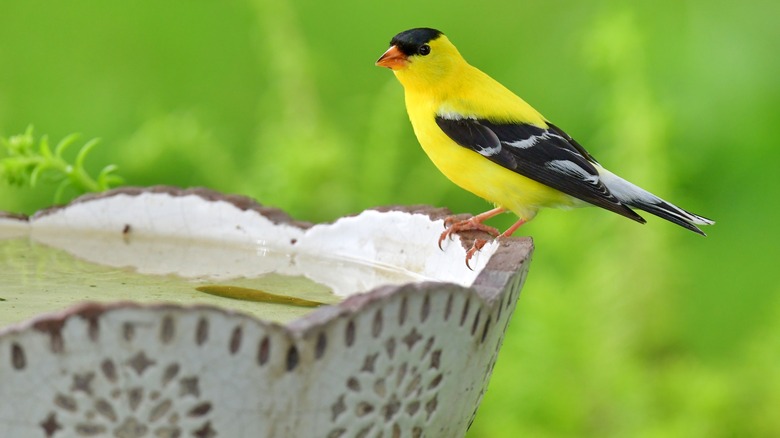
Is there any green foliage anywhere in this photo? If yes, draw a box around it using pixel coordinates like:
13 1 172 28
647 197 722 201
0 126 122 203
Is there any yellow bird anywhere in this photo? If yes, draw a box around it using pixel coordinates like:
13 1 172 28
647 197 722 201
376 28 713 266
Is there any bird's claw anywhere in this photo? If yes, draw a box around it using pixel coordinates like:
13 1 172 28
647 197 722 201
437 230 449 251
438 213 505 269
438 216 500 250
465 239 489 270
442 214 463 229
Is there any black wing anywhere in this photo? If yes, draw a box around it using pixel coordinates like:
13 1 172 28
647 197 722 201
435 116 645 223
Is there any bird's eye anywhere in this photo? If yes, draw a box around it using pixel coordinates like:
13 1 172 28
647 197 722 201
418 44 431 56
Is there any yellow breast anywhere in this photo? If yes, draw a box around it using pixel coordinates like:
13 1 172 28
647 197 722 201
404 91 578 220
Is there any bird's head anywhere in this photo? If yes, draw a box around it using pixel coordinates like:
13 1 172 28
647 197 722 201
376 28 464 92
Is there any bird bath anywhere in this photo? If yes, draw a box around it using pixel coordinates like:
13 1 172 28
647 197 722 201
0 186 532 437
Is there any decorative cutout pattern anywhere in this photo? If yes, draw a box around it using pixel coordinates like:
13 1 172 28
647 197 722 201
41 352 213 437
327 326 444 437
0 264 529 436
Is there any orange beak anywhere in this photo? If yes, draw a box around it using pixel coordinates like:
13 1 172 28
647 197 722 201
375 45 408 70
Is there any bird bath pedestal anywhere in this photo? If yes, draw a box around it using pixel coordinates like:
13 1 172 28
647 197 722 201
0 187 532 437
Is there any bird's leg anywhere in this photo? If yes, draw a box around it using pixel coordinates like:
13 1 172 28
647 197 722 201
438 207 505 250
498 217 528 238
464 217 528 270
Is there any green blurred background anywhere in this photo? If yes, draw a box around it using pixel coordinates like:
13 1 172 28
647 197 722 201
1 0 778 436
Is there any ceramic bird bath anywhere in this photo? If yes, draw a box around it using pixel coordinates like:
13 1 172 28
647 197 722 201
0 186 533 437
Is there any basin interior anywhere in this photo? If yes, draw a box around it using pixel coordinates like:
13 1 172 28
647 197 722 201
0 231 431 326
0 189 497 328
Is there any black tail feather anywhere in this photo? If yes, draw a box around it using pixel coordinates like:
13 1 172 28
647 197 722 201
629 200 710 236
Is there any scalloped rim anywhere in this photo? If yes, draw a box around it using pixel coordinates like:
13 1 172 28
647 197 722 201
0 186 533 336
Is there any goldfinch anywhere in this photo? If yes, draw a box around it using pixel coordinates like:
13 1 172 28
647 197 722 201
376 28 713 265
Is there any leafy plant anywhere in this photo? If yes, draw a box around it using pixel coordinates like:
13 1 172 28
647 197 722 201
0 126 123 202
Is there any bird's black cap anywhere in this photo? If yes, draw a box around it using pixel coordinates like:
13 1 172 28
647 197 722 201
390 28 443 56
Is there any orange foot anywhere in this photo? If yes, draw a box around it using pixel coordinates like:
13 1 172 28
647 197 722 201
437 207 506 249
463 216 529 270
438 216 499 250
